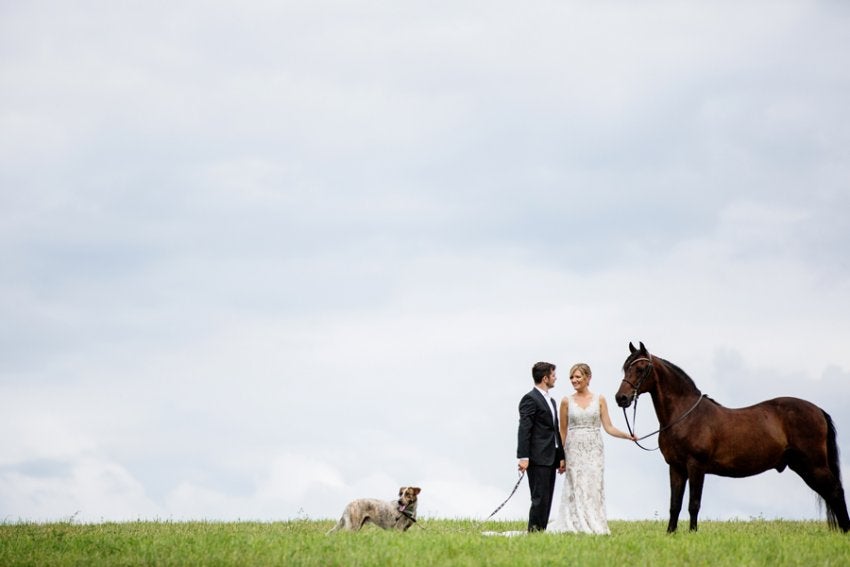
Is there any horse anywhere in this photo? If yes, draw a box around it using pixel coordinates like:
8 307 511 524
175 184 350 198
615 342 849 533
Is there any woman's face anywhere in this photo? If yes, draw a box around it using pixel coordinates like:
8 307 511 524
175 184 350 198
570 369 588 390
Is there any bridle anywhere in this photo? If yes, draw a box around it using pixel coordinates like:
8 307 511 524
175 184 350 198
621 357 654 398
620 356 706 451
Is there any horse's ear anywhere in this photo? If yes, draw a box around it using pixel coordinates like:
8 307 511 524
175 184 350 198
629 342 637 354
639 341 647 354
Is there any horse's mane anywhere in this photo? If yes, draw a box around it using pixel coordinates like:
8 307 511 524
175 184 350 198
660 357 728 406
656 357 700 391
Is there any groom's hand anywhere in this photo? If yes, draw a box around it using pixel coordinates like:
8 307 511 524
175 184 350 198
558 460 566 474
517 459 529 472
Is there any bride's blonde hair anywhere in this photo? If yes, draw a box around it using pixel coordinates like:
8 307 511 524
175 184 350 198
570 363 592 381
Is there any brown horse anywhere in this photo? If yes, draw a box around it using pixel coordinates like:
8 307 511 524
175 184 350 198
615 342 849 533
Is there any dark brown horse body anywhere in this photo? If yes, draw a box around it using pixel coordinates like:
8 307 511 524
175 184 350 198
615 342 849 533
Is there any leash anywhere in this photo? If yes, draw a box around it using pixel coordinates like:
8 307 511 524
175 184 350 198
463 470 528 533
624 393 706 451
408 471 527 533
401 509 425 530
483 470 526 522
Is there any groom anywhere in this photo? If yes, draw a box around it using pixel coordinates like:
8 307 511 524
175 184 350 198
517 361 566 532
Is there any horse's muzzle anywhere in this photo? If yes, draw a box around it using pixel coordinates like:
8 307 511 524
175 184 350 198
615 393 632 408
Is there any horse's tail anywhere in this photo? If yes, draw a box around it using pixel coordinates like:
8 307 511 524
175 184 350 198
823 410 843 530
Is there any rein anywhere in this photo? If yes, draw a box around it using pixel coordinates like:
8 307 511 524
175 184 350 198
621 357 706 451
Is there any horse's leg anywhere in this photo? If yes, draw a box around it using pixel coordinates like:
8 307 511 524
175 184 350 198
830 486 850 533
667 465 687 533
790 461 850 533
686 468 706 532
809 468 849 532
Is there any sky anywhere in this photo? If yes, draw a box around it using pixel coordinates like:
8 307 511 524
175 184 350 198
1 1 850 525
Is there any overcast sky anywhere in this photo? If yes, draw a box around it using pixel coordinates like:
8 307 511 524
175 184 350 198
2 1 850 525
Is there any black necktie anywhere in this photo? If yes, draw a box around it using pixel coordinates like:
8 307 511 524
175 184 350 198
550 398 559 447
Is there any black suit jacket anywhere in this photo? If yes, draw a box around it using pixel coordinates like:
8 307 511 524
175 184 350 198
517 388 565 466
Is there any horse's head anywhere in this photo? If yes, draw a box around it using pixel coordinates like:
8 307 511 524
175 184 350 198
616 341 655 408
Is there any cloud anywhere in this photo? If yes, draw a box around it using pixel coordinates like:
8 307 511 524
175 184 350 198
2 1 850 525
0 456 160 523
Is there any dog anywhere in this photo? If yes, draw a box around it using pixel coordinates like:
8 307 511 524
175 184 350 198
327 486 421 533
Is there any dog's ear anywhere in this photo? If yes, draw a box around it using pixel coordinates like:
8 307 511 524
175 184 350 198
412 487 421 495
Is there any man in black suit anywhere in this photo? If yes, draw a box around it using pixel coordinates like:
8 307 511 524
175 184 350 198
517 361 566 532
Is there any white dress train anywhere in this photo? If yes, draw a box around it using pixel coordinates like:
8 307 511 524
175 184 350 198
548 393 610 534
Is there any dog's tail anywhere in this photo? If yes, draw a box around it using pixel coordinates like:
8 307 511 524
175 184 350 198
326 517 344 535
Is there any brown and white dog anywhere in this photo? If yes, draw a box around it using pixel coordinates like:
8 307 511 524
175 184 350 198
327 486 421 533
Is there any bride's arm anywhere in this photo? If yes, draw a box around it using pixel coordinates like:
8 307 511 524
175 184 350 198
600 395 636 440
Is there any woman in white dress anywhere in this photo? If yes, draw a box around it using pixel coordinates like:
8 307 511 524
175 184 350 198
548 363 635 534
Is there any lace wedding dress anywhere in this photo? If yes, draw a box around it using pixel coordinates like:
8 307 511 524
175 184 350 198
548 393 610 534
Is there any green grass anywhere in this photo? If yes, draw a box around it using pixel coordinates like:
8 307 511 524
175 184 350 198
1 519 848 566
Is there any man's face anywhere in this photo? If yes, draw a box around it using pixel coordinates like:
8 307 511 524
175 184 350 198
543 370 557 390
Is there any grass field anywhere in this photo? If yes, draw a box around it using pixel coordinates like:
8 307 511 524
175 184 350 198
1 519 848 566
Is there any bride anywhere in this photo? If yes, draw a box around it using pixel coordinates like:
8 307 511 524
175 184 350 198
547 363 635 534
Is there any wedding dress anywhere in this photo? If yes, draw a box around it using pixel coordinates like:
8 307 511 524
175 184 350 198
548 393 610 534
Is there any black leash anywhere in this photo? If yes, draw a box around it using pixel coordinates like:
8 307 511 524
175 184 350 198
483 470 526 522
409 472 527 533
401 471 525 531
401 509 425 530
